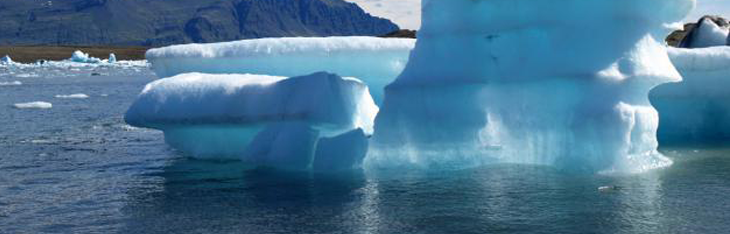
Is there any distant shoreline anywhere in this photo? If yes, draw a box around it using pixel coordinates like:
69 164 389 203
0 46 149 63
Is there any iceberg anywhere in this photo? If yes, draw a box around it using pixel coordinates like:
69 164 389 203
651 46 730 145
366 0 694 173
70 50 103 64
108 53 117 63
125 72 378 170
1 55 13 64
145 37 415 103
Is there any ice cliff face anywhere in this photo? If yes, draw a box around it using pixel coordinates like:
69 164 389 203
651 47 730 145
367 0 696 173
0 0 398 46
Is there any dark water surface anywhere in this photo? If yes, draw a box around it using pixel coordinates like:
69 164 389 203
1 66 729 234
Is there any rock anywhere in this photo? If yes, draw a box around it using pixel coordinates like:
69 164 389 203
380 29 417 38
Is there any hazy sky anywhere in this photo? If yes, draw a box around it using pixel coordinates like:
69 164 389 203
347 0 730 29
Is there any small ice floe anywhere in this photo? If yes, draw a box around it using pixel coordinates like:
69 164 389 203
31 139 55 144
15 73 39 78
598 185 621 192
0 81 22 86
13 101 52 109
1 55 13 64
55 93 90 99
100 94 109 97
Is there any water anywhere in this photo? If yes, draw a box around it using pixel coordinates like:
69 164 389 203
1 65 729 234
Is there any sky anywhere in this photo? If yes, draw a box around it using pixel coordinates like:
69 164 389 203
346 0 730 30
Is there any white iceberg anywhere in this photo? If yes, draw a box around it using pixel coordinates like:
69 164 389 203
108 53 117 63
70 50 103 64
651 46 730 144
13 101 52 109
145 36 415 103
366 0 694 173
1 55 13 64
125 72 378 170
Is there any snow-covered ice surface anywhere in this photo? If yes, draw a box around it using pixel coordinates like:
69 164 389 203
13 101 52 109
125 72 377 170
651 46 730 145
146 37 414 103
367 0 695 173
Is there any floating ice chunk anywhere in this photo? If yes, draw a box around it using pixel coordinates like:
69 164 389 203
146 37 415 103
70 50 102 63
598 185 621 192
126 72 378 168
1 55 13 64
0 81 22 86
367 0 692 173
108 53 117 63
651 46 730 144
14 73 39 78
13 101 52 109
55 93 90 99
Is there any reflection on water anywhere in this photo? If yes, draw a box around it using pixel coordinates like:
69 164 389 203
119 149 730 234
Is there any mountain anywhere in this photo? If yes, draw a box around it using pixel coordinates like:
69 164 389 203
0 0 399 47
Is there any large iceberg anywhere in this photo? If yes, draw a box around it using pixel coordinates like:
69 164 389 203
125 72 378 170
366 0 694 173
145 37 415 102
651 46 730 145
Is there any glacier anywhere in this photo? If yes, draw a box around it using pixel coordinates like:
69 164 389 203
366 0 695 173
651 46 730 145
125 72 377 170
145 37 415 103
